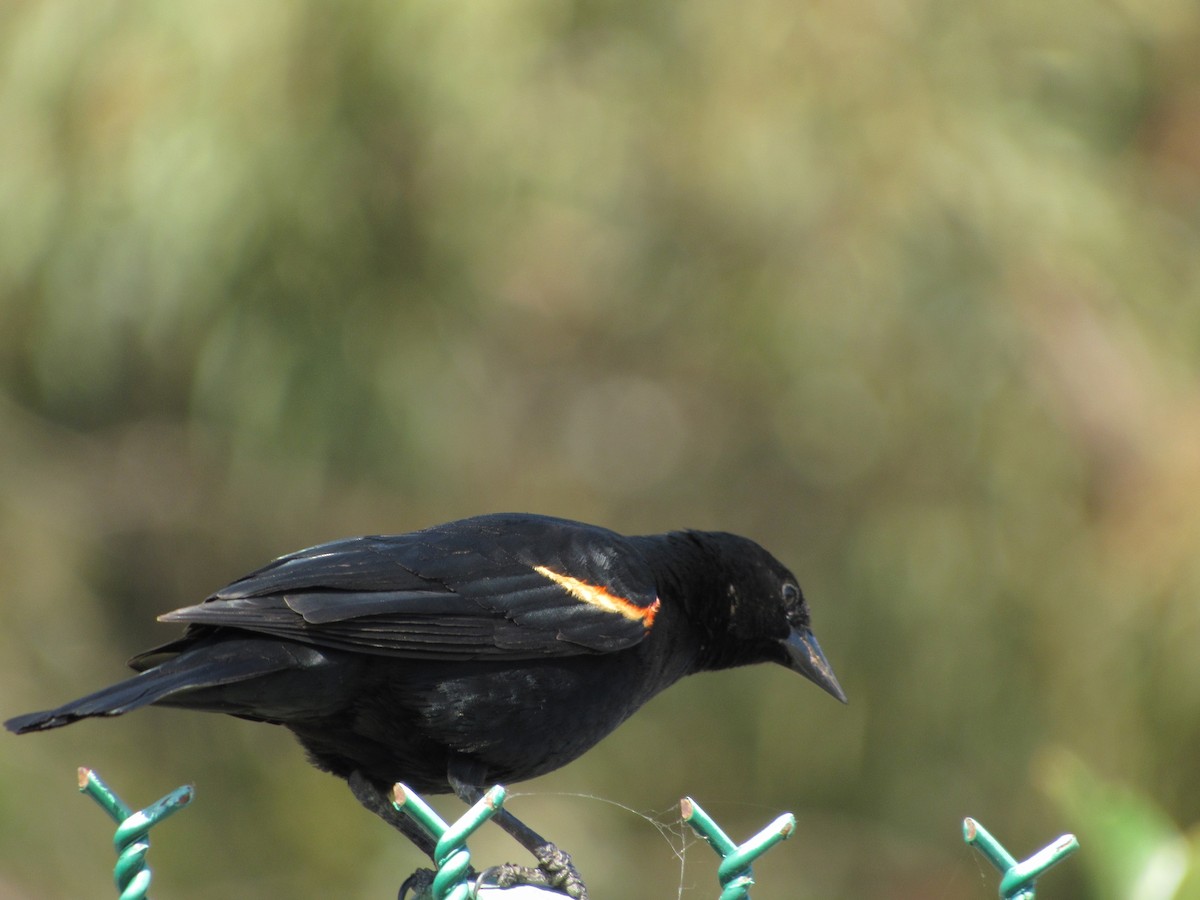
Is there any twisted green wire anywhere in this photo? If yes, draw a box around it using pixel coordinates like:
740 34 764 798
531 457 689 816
78 767 193 900
963 816 1079 900
681 796 796 900
392 782 506 900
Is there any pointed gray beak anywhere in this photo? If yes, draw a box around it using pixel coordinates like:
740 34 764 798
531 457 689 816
783 627 847 704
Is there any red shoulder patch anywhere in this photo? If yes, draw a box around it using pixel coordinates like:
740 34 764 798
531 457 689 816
533 566 660 628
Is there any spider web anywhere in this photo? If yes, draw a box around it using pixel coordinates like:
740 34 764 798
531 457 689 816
505 789 705 898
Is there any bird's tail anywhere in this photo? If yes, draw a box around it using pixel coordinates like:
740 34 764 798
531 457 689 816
4 638 302 734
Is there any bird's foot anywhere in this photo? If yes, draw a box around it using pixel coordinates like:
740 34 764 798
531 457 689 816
532 843 588 899
398 867 435 900
478 852 586 897
402 854 584 898
478 862 554 889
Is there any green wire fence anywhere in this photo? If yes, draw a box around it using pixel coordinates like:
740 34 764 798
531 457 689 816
74 768 1078 898
963 816 1079 900
77 767 194 900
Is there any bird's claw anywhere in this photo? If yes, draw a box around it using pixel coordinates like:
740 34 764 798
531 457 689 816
405 860 581 898
398 867 435 900
479 862 554 889
532 843 588 899
475 845 586 897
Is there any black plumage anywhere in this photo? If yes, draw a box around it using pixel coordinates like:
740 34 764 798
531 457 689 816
6 512 845 896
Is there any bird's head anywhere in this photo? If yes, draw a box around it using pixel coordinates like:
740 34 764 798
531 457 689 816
679 531 847 704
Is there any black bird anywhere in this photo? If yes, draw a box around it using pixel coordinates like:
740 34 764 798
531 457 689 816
6 513 845 897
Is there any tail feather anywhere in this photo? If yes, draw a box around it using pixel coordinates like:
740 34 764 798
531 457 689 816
5 639 304 734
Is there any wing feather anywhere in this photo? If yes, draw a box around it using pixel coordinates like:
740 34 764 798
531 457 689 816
162 514 661 659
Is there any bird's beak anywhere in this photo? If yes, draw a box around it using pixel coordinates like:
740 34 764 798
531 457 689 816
782 627 847 704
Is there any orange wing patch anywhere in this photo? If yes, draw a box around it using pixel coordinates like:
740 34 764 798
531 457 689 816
534 566 660 628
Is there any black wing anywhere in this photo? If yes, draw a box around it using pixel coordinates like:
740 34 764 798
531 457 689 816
158 514 662 660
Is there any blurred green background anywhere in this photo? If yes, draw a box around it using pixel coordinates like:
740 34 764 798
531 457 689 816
2 0 1200 897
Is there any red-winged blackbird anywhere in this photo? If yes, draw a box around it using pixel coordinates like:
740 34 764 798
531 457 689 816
6 513 845 897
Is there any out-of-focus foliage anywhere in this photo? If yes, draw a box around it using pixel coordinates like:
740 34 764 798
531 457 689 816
2 0 1199 897
1043 752 1197 900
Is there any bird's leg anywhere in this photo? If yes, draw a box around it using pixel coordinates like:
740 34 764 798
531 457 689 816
349 771 453 899
447 762 588 900
348 770 438 859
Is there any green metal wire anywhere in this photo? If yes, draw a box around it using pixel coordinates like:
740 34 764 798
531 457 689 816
71 769 1078 899
392 782 506 900
77 767 193 900
680 796 796 900
391 787 797 899
963 816 1079 900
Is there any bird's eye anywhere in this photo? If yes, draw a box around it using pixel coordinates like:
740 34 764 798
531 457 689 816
781 583 800 606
